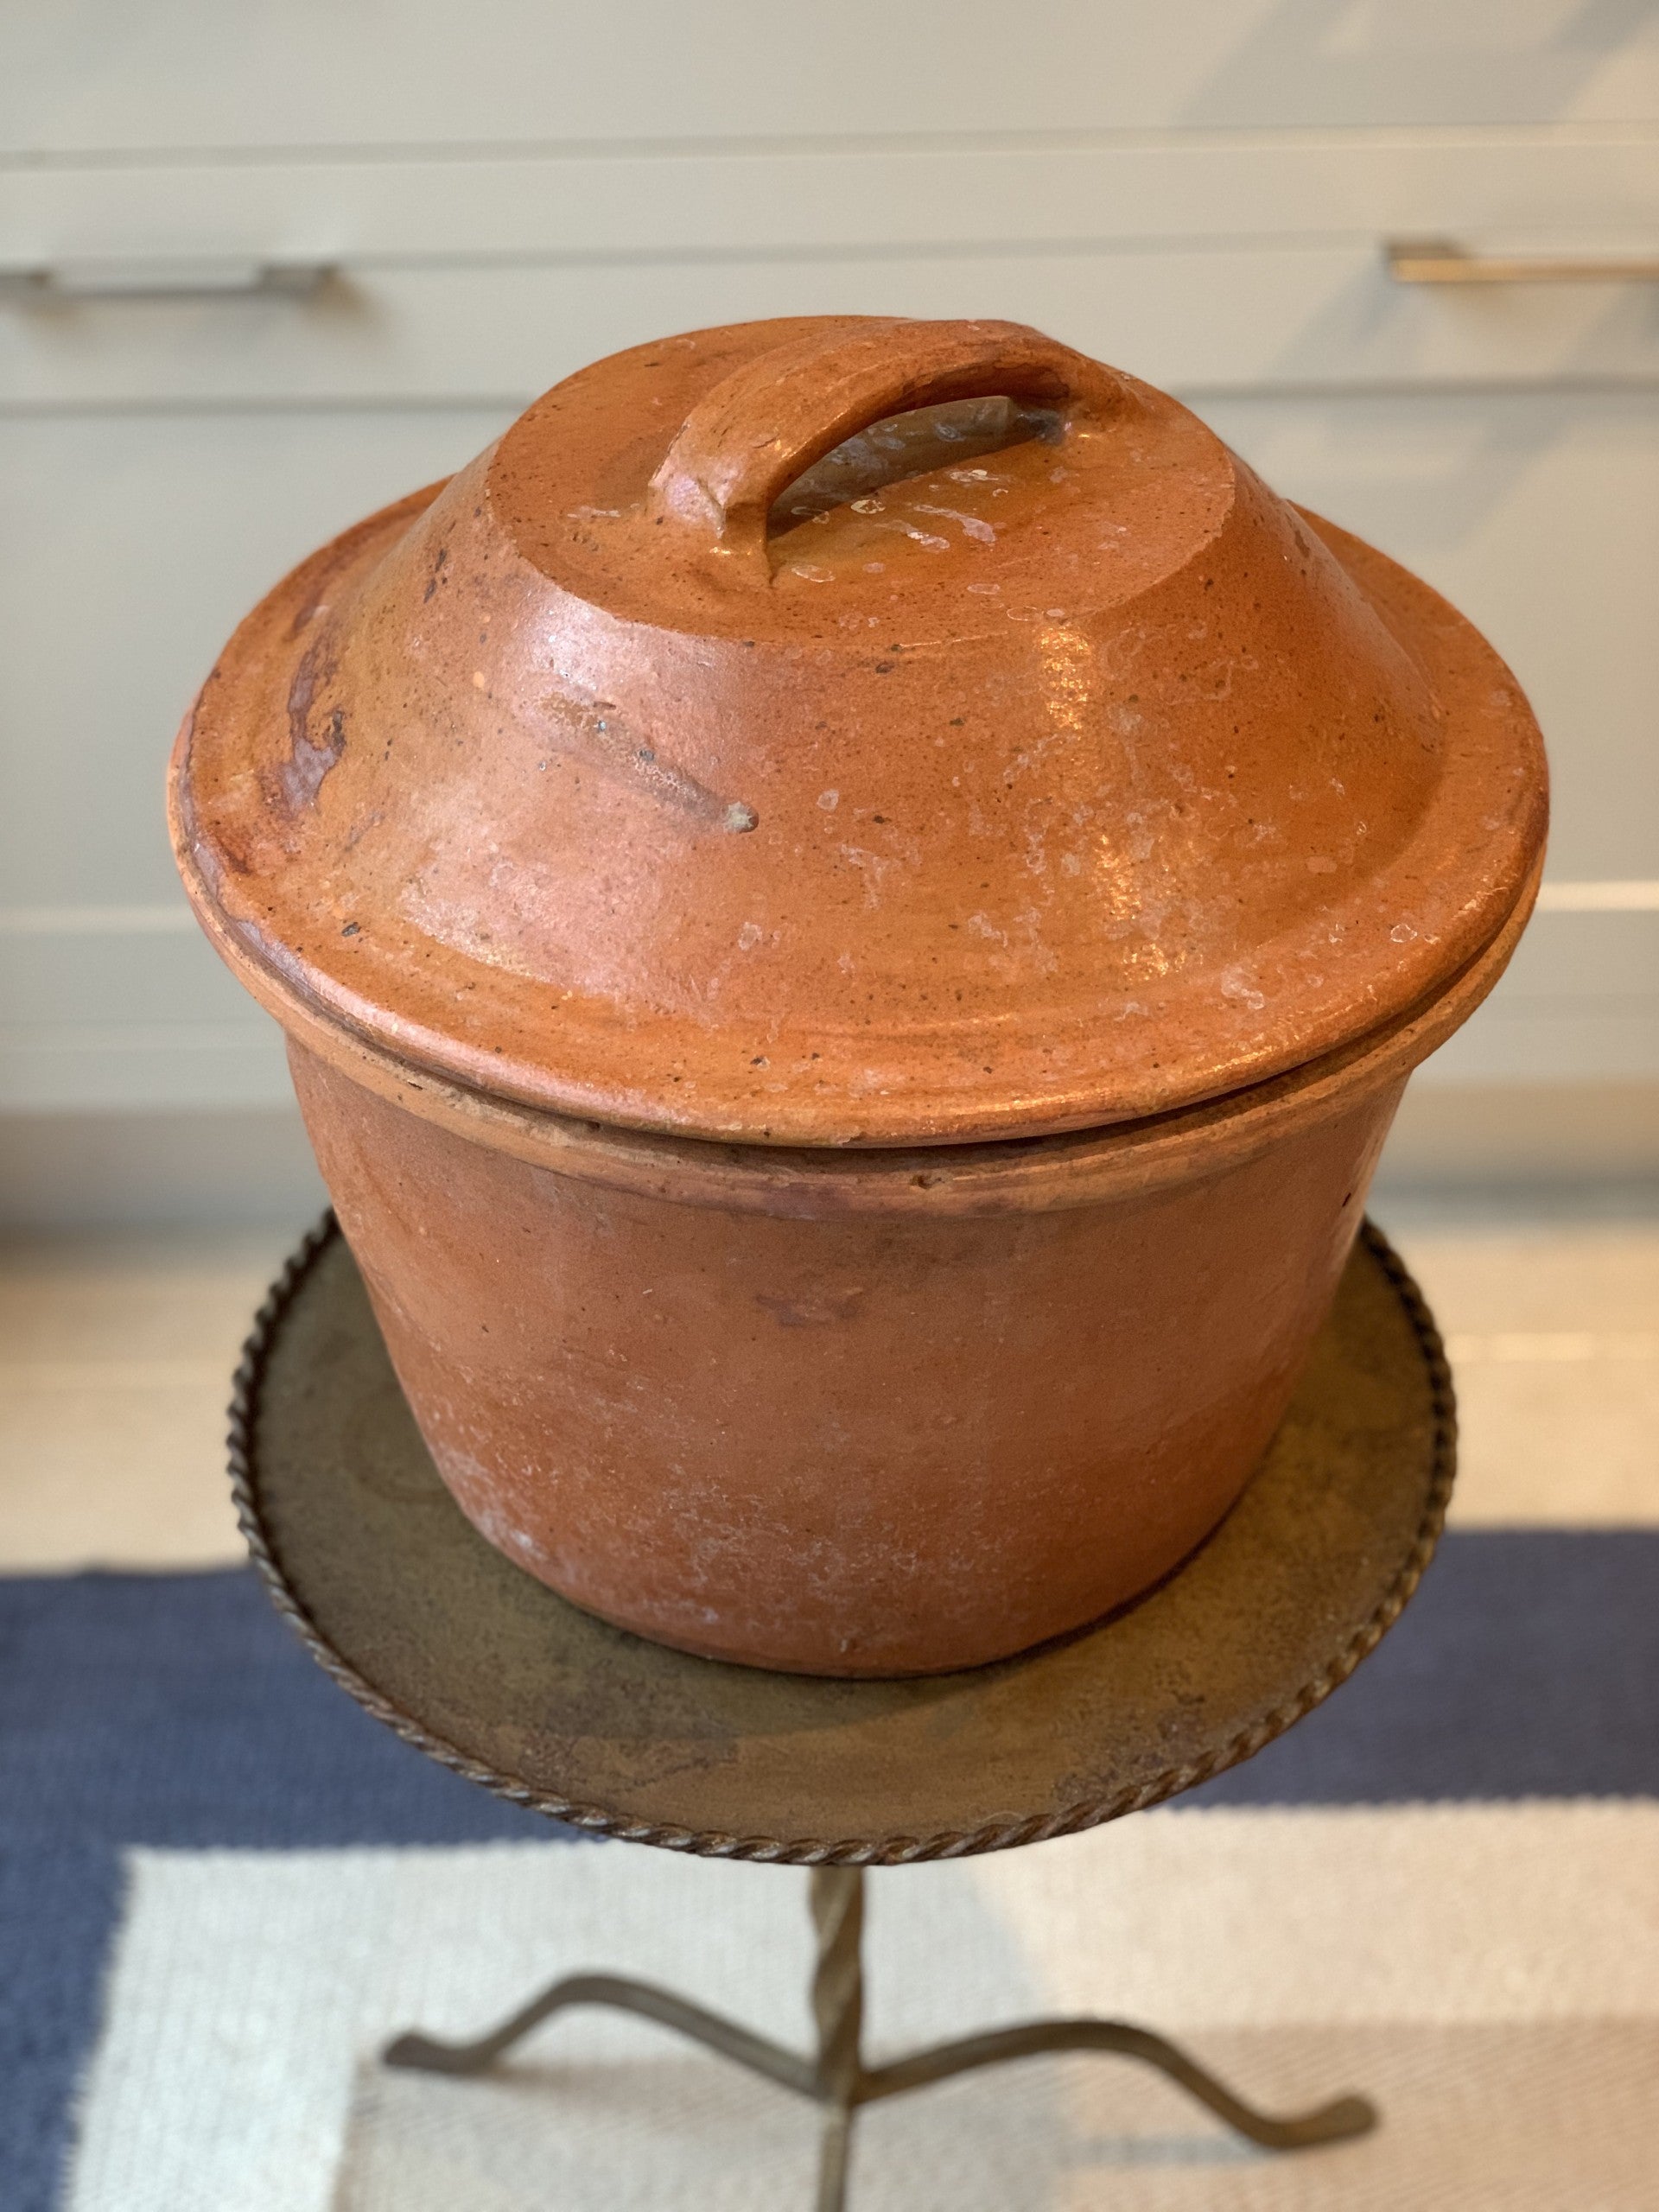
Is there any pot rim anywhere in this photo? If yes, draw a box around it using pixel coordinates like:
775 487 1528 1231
181 838 1540 1218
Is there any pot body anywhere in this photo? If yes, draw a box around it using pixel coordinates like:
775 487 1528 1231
168 319 1547 1679
289 1039 1407 1675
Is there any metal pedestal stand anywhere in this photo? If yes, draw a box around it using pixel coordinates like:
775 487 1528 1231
232 1217 1453 2211
384 1859 1370 2209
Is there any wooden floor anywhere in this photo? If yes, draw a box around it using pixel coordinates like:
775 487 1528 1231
2 1205 1656 1572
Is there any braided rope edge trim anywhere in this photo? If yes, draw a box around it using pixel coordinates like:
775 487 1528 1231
229 1213 1457 1868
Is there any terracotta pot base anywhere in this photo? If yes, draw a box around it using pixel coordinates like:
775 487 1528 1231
291 1039 1404 1675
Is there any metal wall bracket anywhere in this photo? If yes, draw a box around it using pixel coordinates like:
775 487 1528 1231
1386 237 1659 285
0 257 334 302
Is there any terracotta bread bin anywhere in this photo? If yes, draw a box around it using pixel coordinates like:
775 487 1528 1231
171 315 1547 1676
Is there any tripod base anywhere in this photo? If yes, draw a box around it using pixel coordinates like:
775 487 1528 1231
384 1867 1376 2211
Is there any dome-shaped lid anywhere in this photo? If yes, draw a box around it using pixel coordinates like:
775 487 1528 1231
172 315 1546 1146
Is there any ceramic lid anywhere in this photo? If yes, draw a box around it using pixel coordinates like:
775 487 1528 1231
171 315 1547 1146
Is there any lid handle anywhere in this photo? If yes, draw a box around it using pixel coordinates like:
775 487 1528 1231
646 317 1128 565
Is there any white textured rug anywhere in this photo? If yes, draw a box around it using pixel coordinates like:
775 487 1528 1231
66 1802 1659 2211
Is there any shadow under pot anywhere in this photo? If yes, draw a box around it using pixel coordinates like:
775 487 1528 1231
170 313 1548 1675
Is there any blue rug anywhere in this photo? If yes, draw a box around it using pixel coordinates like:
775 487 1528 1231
5 1535 1658 2209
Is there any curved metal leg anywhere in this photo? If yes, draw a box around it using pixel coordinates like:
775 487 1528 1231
384 1970 814 2097
862 2018 1375 2148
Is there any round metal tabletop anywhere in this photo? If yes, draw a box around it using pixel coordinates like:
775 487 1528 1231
232 1217 1453 1866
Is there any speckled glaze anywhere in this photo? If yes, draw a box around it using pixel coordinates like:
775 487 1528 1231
172 316 1547 1675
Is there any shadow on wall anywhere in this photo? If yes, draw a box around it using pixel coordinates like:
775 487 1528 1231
1177 0 1659 130
1197 389 1656 563
1257 274 1659 413
0 1109 327 1233
1376 1078 1659 1192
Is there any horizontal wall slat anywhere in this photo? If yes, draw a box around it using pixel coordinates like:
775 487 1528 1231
0 916 250 1027
5 3 1657 152
0 1027 289 1111
3 132 1656 264
5 244 1659 410
1421 1006 1659 1084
